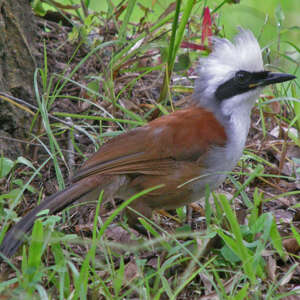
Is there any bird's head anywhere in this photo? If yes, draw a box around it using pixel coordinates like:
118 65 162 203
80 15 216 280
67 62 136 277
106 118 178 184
193 28 295 117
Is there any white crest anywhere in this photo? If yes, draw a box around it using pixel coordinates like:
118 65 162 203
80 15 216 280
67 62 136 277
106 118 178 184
194 28 264 107
209 28 263 74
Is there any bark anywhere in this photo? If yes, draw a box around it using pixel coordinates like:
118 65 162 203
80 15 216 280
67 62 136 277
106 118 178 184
0 0 39 158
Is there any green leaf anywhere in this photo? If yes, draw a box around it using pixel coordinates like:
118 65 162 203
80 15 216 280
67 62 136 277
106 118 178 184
28 220 44 269
138 217 172 252
221 244 241 263
175 206 186 222
291 225 300 245
0 157 14 178
175 224 192 234
270 219 285 259
0 188 22 203
218 194 256 283
87 80 100 96
113 257 125 296
12 179 36 193
234 283 249 300
51 233 71 298
173 54 191 72
16 156 36 171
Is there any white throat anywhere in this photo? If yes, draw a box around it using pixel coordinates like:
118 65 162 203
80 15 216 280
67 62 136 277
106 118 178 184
190 90 260 199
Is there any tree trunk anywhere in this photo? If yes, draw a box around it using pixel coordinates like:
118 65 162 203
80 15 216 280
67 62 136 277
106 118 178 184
0 0 39 158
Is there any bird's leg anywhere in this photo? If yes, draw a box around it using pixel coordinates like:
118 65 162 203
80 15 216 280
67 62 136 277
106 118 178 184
125 199 153 235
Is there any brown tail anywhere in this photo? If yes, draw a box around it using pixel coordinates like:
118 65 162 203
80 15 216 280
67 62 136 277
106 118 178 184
0 176 109 259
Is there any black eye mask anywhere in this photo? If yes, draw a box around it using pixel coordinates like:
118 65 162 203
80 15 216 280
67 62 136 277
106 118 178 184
215 70 269 101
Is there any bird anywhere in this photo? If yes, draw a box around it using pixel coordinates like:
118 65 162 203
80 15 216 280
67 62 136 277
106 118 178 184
0 28 295 259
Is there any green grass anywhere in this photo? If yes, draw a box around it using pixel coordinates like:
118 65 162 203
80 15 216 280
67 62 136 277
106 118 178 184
0 0 300 299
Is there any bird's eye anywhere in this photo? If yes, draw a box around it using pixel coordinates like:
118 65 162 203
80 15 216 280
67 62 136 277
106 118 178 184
235 71 251 84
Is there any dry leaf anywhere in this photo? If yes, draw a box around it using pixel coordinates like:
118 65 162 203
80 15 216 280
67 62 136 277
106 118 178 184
124 259 139 283
283 238 300 254
267 256 277 281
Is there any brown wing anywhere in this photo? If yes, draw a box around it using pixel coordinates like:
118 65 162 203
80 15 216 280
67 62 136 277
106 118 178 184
72 107 227 182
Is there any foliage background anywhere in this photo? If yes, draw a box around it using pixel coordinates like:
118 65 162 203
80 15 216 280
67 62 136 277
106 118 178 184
46 0 300 80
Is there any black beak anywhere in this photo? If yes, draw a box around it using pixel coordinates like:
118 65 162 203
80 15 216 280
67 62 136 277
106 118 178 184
259 72 296 87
